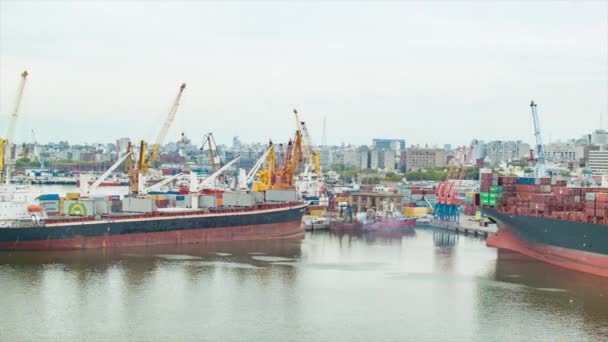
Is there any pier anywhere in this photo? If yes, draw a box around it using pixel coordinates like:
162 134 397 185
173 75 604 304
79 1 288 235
418 215 498 238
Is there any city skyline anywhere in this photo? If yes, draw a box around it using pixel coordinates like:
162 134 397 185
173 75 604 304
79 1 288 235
1 2 607 147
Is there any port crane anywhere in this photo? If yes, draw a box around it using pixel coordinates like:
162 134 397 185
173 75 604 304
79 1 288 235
240 143 274 190
530 101 546 177
200 132 223 171
293 109 320 175
126 83 186 195
252 141 276 192
80 152 132 196
434 146 471 222
272 131 303 190
1 70 29 184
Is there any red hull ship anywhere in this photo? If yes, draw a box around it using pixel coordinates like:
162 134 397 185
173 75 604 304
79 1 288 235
483 175 608 277
0 202 307 251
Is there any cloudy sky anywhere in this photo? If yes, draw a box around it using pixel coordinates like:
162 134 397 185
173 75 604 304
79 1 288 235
1 1 607 147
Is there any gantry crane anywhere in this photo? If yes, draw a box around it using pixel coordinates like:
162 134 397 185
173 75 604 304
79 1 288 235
530 101 546 177
126 83 186 195
1 70 29 184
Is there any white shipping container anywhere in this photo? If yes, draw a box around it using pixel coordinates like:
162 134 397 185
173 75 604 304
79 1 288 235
40 200 59 213
265 190 297 202
198 195 217 208
252 191 264 203
122 197 155 213
94 200 110 215
223 192 256 207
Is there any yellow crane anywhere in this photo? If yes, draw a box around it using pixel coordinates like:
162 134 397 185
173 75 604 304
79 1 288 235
292 109 320 176
126 83 186 195
1 70 29 184
272 130 303 190
252 141 276 192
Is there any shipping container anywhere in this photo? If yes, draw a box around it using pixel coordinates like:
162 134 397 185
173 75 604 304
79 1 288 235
265 190 297 202
66 192 80 200
39 194 60 201
223 192 256 207
40 200 59 213
94 200 110 215
122 197 155 213
198 195 217 208
252 191 264 203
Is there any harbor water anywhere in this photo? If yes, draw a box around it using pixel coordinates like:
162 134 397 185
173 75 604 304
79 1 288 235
1 228 607 341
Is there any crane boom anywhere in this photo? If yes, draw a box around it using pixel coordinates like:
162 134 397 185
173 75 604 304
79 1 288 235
1 70 29 184
293 109 313 165
247 145 273 182
142 172 183 194
197 156 241 191
293 109 320 175
83 152 133 195
145 83 186 168
530 101 546 177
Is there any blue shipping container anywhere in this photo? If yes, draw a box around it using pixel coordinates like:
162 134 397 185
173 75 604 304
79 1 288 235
39 194 60 201
176 195 185 201
516 177 535 185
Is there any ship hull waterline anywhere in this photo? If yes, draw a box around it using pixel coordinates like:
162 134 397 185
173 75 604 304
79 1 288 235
0 204 307 251
485 209 608 278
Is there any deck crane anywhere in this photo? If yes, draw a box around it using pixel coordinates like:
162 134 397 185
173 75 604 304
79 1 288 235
200 132 223 171
1 70 29 184
126 83 186 195
530 101 546 177
293 109 320 175
272 130 303 190
252 141 276 192
80 152 132 196
196 156 241 191
240 144 274 190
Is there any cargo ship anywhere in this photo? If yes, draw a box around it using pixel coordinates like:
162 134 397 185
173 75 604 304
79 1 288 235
482 174 608 277
0 187 307 251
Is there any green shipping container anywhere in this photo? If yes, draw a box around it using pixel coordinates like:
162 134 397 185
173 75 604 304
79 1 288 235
480 192 490 199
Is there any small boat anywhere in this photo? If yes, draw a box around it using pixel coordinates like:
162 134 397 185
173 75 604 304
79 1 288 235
330 219 363 231
362 217 417 232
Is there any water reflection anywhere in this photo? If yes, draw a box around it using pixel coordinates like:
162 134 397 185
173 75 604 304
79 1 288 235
1 230 608 341
474 249 608 341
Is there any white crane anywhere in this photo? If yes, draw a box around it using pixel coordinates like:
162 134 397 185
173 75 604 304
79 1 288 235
242 145 274 189
80 152 132 196
530 101 546 177
141 172 183 194
196 156 241 191
1 70 29 184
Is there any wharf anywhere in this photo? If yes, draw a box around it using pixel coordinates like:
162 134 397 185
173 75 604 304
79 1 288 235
417 215 497 238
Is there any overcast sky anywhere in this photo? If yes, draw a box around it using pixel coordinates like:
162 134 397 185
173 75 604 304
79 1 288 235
1 1 607 147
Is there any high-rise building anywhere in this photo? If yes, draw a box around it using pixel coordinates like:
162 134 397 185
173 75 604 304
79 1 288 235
372 139 406 152
589 149 608 174
405 147 447 171
485 140 530 165
591 130 608 145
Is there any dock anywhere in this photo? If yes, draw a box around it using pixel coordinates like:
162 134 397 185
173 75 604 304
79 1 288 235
417 215 497 238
